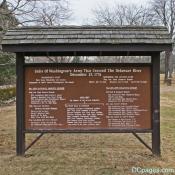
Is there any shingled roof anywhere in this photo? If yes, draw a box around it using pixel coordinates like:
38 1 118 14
2 26 172 45
1 26 172 54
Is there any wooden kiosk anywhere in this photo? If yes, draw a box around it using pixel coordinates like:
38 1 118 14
2 26 172 156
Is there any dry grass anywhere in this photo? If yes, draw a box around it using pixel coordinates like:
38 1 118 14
0 81 175 175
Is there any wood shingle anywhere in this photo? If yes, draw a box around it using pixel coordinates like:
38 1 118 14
2 26 172 45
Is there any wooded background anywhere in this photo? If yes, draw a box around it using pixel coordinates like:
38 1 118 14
0 0 175 86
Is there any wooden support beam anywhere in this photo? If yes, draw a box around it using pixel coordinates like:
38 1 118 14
16 53 25 156
152 52 161 156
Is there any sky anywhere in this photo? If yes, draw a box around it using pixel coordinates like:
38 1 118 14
69 0 150 25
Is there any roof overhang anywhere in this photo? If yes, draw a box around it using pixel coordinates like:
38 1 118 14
2 43 172 53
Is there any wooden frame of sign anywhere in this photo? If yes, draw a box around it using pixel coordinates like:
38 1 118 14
3 25 172 157
15 51 160 156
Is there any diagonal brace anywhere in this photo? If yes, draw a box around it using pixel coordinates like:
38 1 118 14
25 133 44 152
132 132 152 152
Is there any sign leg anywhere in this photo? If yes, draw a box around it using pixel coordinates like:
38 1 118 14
152 53 161 156
16 53 25 156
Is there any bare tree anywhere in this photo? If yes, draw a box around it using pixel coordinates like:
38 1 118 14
0 1 19 30
0 0 72 27
92 5 118 25
92 4 155 26
0 0 73 68
92 4 155 64
46 56 72 63
0 0 35 15
0 0 37 27
150 0 175 82
26 0 72 26
93 2 174 83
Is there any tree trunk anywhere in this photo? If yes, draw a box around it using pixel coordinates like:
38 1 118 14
164 51 170 83
169 52 173 78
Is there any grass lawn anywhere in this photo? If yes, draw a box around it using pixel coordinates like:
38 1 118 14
0 81 175 175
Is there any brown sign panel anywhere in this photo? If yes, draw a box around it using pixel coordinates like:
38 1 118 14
25 66 151 131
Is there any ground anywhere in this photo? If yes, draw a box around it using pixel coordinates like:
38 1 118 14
0 78 175 175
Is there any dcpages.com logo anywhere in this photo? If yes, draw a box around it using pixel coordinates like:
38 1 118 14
132 167 175 174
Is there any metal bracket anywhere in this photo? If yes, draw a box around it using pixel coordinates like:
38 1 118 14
24 132 152 154
132 132 152 152
25 133 44 152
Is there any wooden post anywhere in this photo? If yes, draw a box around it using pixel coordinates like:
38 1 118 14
152 52 161 156
16 53 25 156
